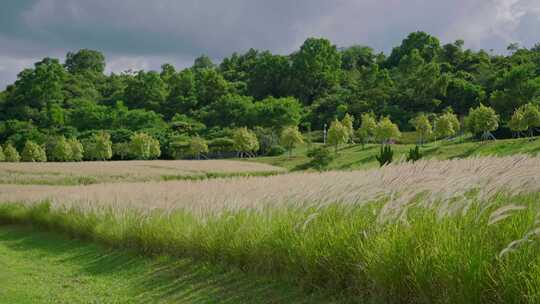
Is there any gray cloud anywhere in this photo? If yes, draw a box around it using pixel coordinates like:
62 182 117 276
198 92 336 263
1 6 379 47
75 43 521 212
1 0 540 89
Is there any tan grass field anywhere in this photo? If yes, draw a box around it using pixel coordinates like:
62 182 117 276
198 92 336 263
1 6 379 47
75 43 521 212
0 160 284 185
1 155 538 218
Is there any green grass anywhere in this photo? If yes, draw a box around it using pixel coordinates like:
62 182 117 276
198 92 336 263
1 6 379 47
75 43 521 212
0 225 338 303
252 136 540 170
2 191 540 303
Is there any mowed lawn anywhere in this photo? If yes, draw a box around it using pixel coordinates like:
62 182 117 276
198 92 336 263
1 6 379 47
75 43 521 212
0 225 336 304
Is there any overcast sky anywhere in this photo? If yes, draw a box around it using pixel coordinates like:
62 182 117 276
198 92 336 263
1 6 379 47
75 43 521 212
1 0 540 89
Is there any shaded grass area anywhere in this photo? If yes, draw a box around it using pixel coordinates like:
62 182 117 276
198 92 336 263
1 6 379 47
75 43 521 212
0 225 337 303
2 193 540 303
252 136 540 170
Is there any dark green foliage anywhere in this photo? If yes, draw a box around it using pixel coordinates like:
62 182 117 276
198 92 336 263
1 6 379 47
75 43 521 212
376 145 394 167
266 145 286 156
65 49 106 74
2 33 540 156
407 145 422 162
307 147 334 170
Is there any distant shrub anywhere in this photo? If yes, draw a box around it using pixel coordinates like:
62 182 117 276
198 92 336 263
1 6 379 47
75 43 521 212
188 136 208 159
112 142 132 160
280 126 304 158
21 141 47 162
307 147 334 170
68 138 84 161
83 132 113 161
407 145 422 162
129 132 161 160
376 145 393 167
208 137 235 154
233 128 259 158
4 144 20 162
267 145 286 156
48 136 73 162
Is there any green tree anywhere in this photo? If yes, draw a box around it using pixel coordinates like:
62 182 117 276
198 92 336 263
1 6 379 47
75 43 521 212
68 138 84 161
306 147 334 170
489 64 540 120
233 127 259 158
327 120 349 153
193 55 215 70
280 126 304 158
465 104 500 141
130 133 161 160
508 108 527 136
341 113 355 143
188 136 208 159
386 31 441 67
341 45 375 70
21 141 46 162
65 49 106 74
520 103 540 137
356 113 377 148
49 136 73 162
434 112 460 140
0 146 4 162
84 132 113 161
252 96 303 129
112 142 131 160
291 38 341 103
374 117 401 144
201 94 253 128
4 144 20 162
124 71 168 112
195 68 230 107
410 114 432 145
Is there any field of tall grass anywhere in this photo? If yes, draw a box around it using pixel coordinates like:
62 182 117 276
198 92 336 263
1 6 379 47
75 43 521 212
2 156 540 302
0 159 284 185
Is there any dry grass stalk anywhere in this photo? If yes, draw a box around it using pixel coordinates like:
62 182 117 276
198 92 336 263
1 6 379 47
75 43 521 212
1 155 539 219
0 160 284 184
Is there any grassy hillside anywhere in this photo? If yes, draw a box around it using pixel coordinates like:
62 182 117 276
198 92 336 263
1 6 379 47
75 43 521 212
0 225 336 303
252 136 540 170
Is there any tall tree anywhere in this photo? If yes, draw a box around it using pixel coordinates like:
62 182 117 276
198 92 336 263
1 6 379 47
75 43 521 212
291 38 342 104
65 49 106 74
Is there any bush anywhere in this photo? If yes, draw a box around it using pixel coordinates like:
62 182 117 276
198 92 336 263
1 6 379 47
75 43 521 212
208 137 234 151
307 147 334 170
129 132 161 160
376 145 393 167
4 144 20 162
407 145 422 162
21 141 47 162
188 137 208 159
267 145 286 156
233 128 259 158
0 146 4 162
83 132 113 161
68 138 84 161
48 136 73 162
112 142 132 160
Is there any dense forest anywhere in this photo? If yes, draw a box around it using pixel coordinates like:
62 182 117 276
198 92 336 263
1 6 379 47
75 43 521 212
1 31 540 160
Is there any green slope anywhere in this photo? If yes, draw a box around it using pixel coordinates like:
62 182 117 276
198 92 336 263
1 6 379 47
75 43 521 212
0 225 336 304
251 136 540 170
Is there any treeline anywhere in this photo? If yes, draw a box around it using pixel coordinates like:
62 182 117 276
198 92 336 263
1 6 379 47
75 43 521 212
1 31 540 159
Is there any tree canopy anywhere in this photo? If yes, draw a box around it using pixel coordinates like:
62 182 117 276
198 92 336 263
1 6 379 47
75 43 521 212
1 32 540 159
